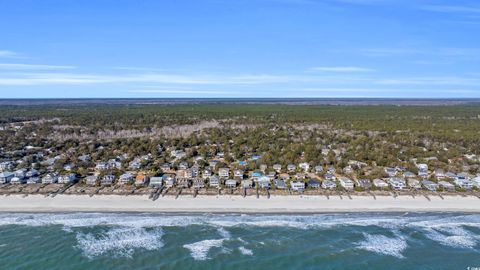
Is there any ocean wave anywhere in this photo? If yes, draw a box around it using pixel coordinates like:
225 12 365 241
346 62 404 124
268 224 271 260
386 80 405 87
238 246 253 256
183 239 227 260
423 226 477 249
2 212 480 231
356 233 407 259
2 212 480 255
75 227 164 258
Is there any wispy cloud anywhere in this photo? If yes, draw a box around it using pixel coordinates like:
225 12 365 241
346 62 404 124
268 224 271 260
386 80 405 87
0 72 309 86
0 50 18 58
375 76 480 86
355 47 480 59
421 5 480 14
128 89 228 94
0 63 76 70
308 66 375 72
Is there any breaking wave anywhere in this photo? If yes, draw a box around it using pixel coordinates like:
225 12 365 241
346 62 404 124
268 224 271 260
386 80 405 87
1 212 479 259
356 233 407 259
76 227 164 258
238 246 253 256
183 239 227 260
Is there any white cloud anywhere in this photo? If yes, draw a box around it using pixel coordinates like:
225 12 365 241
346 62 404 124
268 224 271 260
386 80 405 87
374 76 480 86
0 72 318 86
308 66 375 72
0 50 17 58
421 5 480 14
0 63 76 70
128 89 228 94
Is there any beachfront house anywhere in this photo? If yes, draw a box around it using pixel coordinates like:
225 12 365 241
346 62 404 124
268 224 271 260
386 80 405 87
14 169 26 179
193 179 205 189
422 180 438 191
290 181 305 192
26 177 41 184
274 179 287 189
0 172 14 183
438 181 455 191
58 173 76 184
357 179 372 189
149 177 163 187
472 176 480 188
454 178 473 189
10 176 26 184
119 173 134 185
225 179 237 189
322 180 337 189
339 177 354 190
241 179 253 189
273 164 282 173
42 174 58 184
308 179 321 189
163 174 176 187
373 179 388 189
26 169 39 178
85 175 98 186
219 168 230 178
388 177 406 190
258 177 271 189
135 174 149 186
456 172 472 181
407 179 421 189
287 164 296 173
209 175 220 188
176 178 191 188
101 174 115 186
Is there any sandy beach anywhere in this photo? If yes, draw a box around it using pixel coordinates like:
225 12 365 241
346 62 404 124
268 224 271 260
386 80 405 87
1 194 480 213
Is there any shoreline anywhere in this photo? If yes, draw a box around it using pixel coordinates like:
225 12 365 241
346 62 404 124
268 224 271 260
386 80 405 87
1 194 480 213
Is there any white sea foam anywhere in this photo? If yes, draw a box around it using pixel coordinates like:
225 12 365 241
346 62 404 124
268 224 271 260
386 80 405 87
183 239 226 260
217 227 231 238
356 233 407 259
423 226 477 249
76 227 164 258
2 212 480 254
2 212 480 231
238 246 253 256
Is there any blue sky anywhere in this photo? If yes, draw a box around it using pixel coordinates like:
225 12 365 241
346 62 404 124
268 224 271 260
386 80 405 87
0 0 479 98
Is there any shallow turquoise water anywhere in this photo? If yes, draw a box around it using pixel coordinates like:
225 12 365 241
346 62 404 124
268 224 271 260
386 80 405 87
0 212 479 269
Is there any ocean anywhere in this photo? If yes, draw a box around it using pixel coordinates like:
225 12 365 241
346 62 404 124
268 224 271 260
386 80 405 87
0 212 479 269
